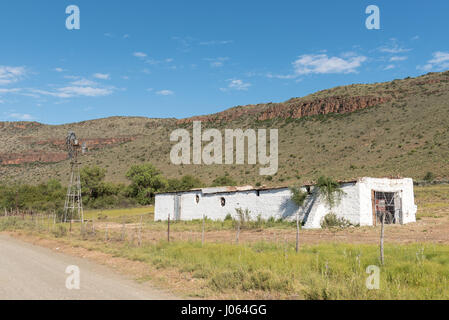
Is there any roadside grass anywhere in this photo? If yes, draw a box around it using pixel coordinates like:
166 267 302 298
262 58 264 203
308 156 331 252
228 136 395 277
1 216 448 299
2 184 448 299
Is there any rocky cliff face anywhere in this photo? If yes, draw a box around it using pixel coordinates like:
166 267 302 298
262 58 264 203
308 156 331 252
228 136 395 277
0 152 67 165
177 95 390 124
0 137 137 165
35 136 137 150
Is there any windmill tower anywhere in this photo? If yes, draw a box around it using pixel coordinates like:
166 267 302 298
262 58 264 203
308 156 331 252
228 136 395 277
63 131 84 223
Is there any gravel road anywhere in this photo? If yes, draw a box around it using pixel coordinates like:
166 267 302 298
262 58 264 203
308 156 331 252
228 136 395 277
0 234 177 300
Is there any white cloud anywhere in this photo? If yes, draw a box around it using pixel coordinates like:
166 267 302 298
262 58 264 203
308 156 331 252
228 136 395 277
71 79 97 86
199 40 233 46
144 57 175 66
93 73 110 80
57 86 113 97
156 90 174 96
205 57 229 68
145 58 161 65
220 79 251 92
266 73 297 79
378 41 411 54
63 75 80 80
32 86 113 98
418 51 449 71
0 88 21 94
7 113 34 120
0 66 26 85
54 68 65 72
133 52 148 58
292 54 366 75
389 56 408 62
384 64 395 70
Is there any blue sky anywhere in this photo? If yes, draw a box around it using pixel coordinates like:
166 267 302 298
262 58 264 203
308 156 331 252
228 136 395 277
0 0 448 124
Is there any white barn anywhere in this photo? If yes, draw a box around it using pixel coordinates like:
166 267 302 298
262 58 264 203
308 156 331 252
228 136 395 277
154 177 417 229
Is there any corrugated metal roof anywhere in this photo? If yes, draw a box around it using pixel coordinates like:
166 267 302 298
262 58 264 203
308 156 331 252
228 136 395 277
201 185 254 194
155 177 407 195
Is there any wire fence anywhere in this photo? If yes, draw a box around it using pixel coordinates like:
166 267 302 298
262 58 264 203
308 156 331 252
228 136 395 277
0 210 314 250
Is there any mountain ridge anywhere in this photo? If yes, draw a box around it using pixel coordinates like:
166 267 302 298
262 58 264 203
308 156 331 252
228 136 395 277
1 70 448 186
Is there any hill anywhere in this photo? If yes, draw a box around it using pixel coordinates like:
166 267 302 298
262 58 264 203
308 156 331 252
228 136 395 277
1 71 449 186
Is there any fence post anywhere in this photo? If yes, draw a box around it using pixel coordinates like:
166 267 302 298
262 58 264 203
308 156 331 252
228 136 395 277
167 214 170 243
296 210 300 253
380 212 385 265
138 215 143 246
201 214 205 247
236 220 241 244
121 222 126 241
105 224 109 242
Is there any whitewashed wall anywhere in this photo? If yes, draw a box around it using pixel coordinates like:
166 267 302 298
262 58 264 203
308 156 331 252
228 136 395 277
155 188 299 222
302 183 360 229
154 178 417 229
358 177 417 225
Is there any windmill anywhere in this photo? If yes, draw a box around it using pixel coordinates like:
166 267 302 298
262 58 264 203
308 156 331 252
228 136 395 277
63 131 84 223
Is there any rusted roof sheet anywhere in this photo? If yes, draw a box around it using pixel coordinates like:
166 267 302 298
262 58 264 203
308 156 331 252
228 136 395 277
155 177 408 195
201 185 254 194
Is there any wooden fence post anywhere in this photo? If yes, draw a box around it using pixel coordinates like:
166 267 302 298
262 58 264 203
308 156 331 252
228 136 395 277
167 214 170 243
296 211 300 253
121 223 126 241
236 220 241 244
380 212 385 265
138 215 143 246
105 224 109 242
202 214 205 247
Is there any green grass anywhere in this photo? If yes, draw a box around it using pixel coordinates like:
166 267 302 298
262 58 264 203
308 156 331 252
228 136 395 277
102 241 448 299
84 206 154 221
1 216 448 299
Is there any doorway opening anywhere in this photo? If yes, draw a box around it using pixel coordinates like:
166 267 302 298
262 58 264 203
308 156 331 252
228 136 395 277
373 191 402 225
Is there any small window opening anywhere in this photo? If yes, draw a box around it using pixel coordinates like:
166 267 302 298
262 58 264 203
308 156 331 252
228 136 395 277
195 195 200 204
220 197 226 207
256 190 260 197
306 186 311 195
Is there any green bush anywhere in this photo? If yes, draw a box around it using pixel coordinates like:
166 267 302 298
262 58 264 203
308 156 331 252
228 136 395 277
424 172 435 182
320 213 354 229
